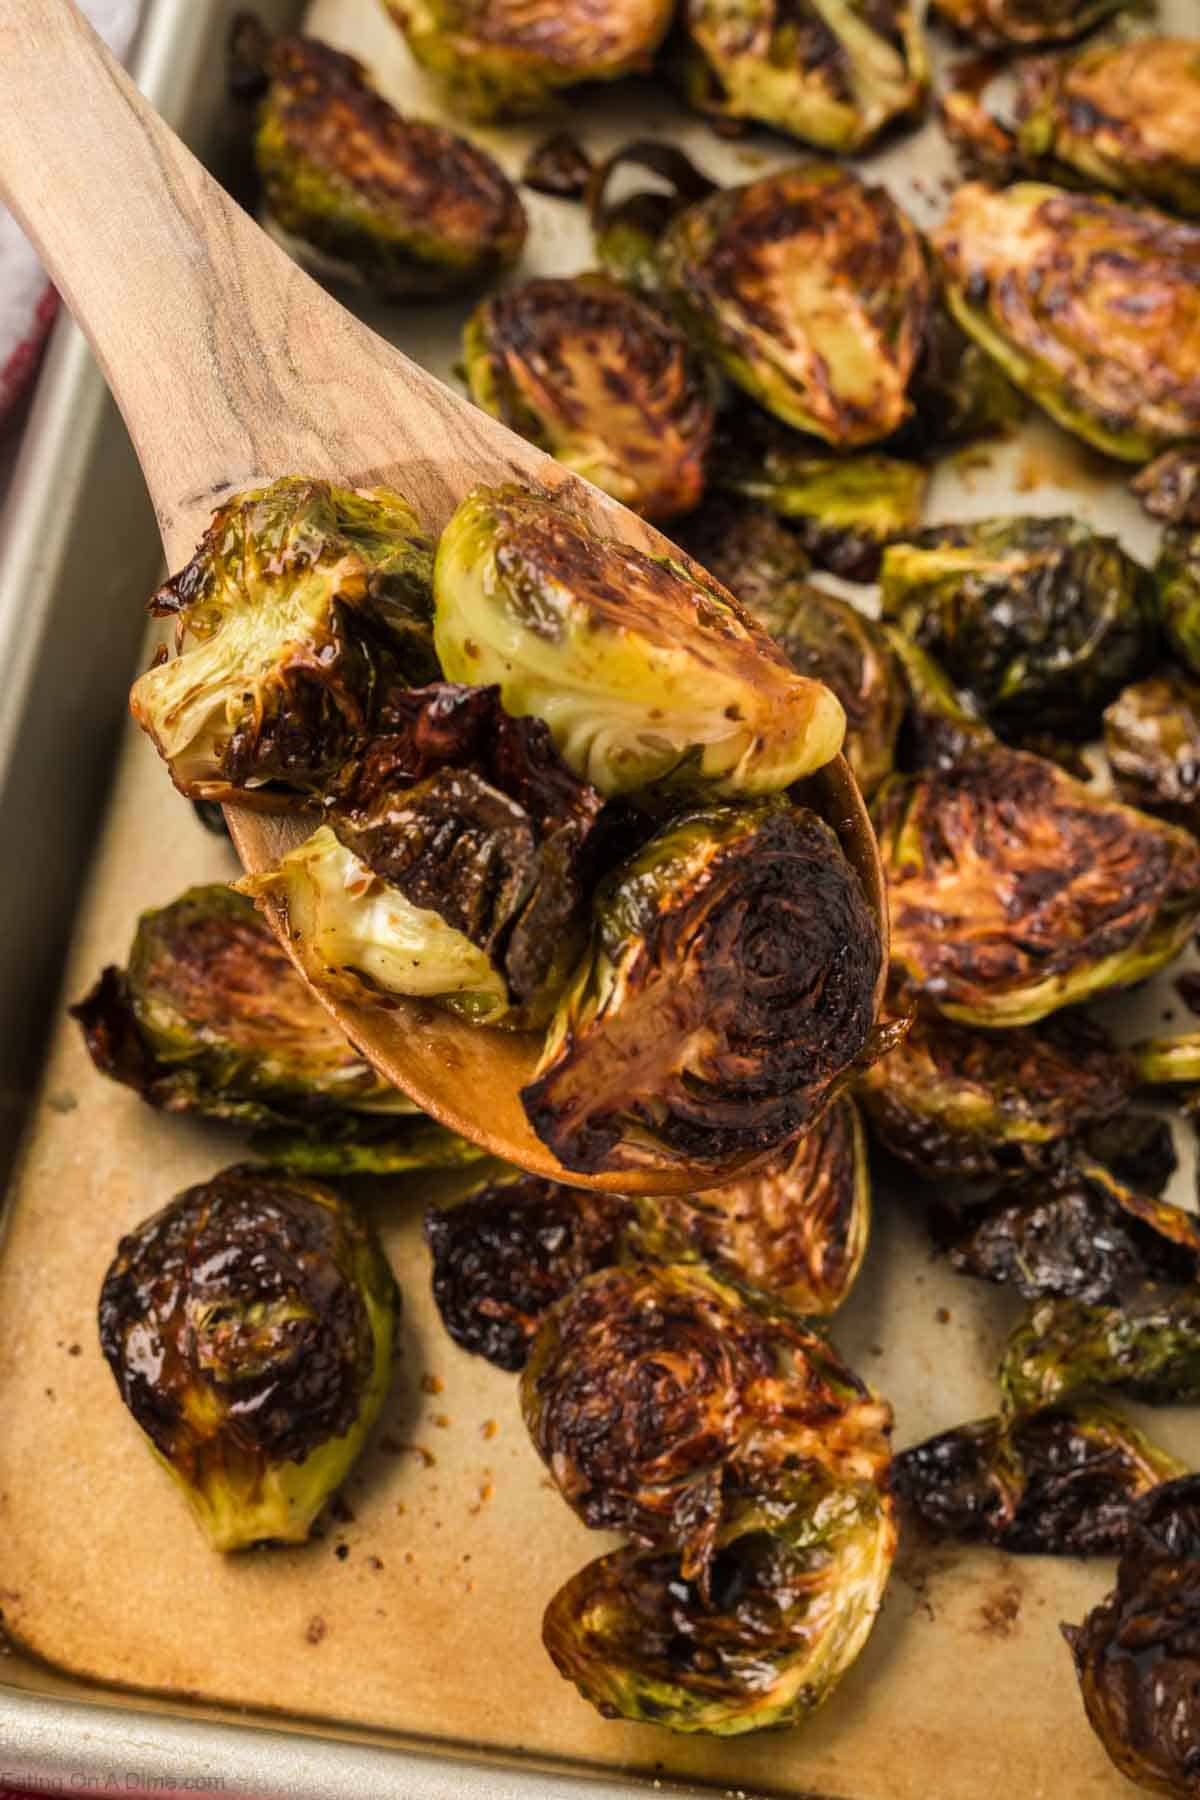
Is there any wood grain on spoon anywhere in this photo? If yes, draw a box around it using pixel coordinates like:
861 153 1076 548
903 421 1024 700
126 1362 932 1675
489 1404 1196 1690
0 0 886 1191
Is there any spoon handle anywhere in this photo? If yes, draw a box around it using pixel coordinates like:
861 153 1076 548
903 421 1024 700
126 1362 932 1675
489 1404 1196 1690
0 0 483 560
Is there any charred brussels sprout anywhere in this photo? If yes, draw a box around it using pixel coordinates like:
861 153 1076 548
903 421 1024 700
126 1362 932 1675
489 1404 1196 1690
425 1173 633 1371
939 1157 1200 1303
462 276 714 523
381 0 674 119
523 799 883 1177
895 1402 1186 1556
631 1096 871 1315
1016 38 1200 219
521 131 592 199
529 1261 894 1734
1064 1476 1200 1799
875 742 1200 1027
1001 1288 1200 1414
98 1166 396 1550
1104 673 1200 836
586 141 718 297
129 479 436 805
233 22 526 297
855 1006 1133 1183
433 484 845 799
880 517 1157 740
71 885 404 1128
935 184 1200 462
902 291 1026 453
1136 450 1200 528
242 680 603 1028
677 501 903 794
712 408 928 581
676 0 928 153
543 1490 896 1736
929 0 1133 48
659 166 929 447
1156 527 1200 677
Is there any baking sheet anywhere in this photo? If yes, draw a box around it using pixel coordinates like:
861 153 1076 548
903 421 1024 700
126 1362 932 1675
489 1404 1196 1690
1 0 1198 1795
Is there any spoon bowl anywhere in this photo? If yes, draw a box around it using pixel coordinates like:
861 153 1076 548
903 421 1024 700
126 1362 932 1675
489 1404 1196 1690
0 0 886 1191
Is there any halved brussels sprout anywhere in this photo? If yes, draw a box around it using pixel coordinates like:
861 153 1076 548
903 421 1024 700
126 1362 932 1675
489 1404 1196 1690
880 517 1158 740
882 623 994 773
462 275 714 523
1064 1476 1200 1799
935 183 1200 462
712 407 928 580
1104 673 1200 835
895 1401 1185 1556
677 500 904 794
433 484 845 799
522 1260 891 1582
543 1488 896 1736
676 0 928 153
855 1005 1133 1183
129 478 436 806
425 1172 634 1371
521 131 592 199
523 799 883 1176
1001 1287 1200 1414
939 1156 1200 1303
876 742 1200 1027
630 1095 871 1315
1016 38 1200 219
243 678 603 1028
1156 526 1200 676
659 165 929 446
381 0 674 119
231 20 526 297
929 0 1133 48
71 884 408 1127
902 292 1026 454
98 1166 397 1550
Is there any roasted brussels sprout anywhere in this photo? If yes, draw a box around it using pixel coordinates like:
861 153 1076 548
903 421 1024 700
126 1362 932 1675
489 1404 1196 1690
882 623 994 773
523 1260 891 1577
659 166 930 447
902 292 1026 455
712 407 928 581
543 1488 896 1736
71 885 406 1129
880 516 1158 740
425 1173 633 1370
1064 1476 1200 1799
1136 449 1200 528
855 1005 1133 1183
676 0 928 153
433 484 845 799
1104 673 1200 836
1015 38 1200 220
529 1260 894 1734
129 478 436 805
929 0 1133 48
1001 1287 1200 1414
630 1096 871 1316
677 501 903 794
936 183 1200 463
1133 1033 1200 1089
98 1166 397 1550
381 0 674 119
1156 527 1200 676
231 20 526 297
875 741 1200 1026
253 1113 486 1176
242 678 603 1027
896 1401 1185 1557
1080 1113 1177 1198
938 1156 1200 1303
523 799 883 1176
462 276 714 523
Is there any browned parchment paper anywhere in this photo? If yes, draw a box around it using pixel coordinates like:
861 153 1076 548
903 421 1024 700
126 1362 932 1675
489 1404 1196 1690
2 0 1198 1793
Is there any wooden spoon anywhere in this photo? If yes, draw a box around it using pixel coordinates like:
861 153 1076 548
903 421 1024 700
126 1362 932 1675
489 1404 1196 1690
0 0 886 1192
